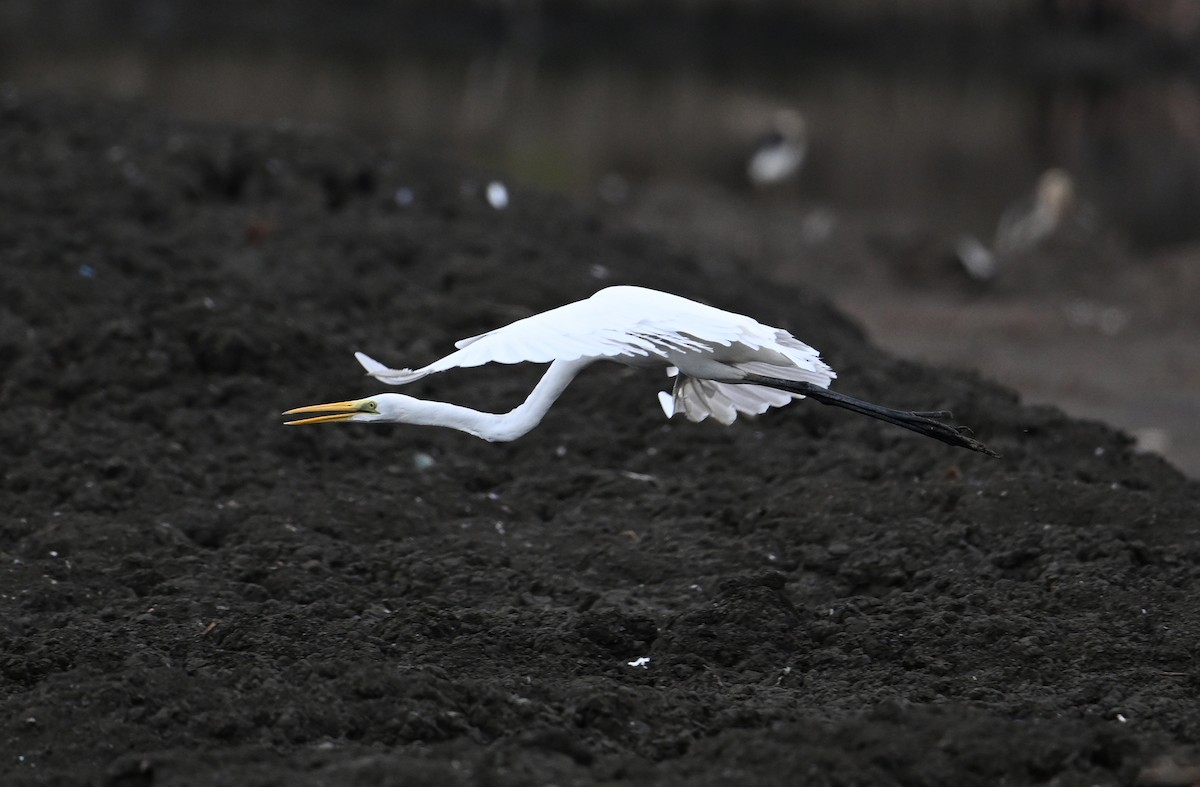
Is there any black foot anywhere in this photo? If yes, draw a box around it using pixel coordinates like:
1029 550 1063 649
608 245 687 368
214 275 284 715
741 375 999 457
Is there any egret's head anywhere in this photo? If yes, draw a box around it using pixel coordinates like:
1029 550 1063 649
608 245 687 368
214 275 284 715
283 393 415 425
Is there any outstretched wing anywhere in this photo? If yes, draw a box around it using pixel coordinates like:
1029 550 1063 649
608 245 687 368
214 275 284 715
356 286 831 392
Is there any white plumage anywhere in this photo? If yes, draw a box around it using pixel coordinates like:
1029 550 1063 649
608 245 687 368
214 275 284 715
747 109 808 187
284 286 995 455
354 286 832 426
956 168 1079 282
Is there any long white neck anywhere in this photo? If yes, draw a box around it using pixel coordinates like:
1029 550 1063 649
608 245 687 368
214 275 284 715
401 358 589 442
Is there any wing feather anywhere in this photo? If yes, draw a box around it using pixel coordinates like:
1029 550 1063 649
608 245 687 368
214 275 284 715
665 377 799 425
356 286 833 392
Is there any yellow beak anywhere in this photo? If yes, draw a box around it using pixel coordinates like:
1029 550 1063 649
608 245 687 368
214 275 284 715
282 399 366 426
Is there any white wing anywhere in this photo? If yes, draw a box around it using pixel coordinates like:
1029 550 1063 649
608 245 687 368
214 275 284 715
664 376 791 425
357 285 835 426
359 286 761 383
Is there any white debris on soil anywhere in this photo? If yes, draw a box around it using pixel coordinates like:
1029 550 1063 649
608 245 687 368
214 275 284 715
486 181 509 209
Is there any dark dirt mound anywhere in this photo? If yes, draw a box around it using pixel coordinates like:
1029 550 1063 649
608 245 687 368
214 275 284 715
2 95 1199 786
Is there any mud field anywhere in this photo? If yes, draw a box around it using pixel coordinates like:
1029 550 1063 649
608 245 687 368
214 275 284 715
2 95 1199 786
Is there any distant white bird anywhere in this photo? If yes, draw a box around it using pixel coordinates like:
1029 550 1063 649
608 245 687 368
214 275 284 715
956 168 1078 281
284 286 995 455
747 109 807 188
994 168 1075 256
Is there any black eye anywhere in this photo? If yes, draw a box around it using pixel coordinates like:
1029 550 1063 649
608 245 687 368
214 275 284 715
365 401 377 412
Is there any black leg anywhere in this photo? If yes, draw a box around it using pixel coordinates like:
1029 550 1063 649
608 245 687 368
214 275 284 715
739 375 999 457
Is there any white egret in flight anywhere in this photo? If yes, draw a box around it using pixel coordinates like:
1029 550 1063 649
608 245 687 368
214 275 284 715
284 286 996 455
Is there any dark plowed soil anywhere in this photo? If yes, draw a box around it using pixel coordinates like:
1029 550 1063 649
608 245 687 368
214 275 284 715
2 95 1199 786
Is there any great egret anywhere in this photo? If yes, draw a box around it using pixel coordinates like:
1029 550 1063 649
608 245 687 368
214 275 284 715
994 168 1075 256
284 286 996 455
955 169 1078 282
